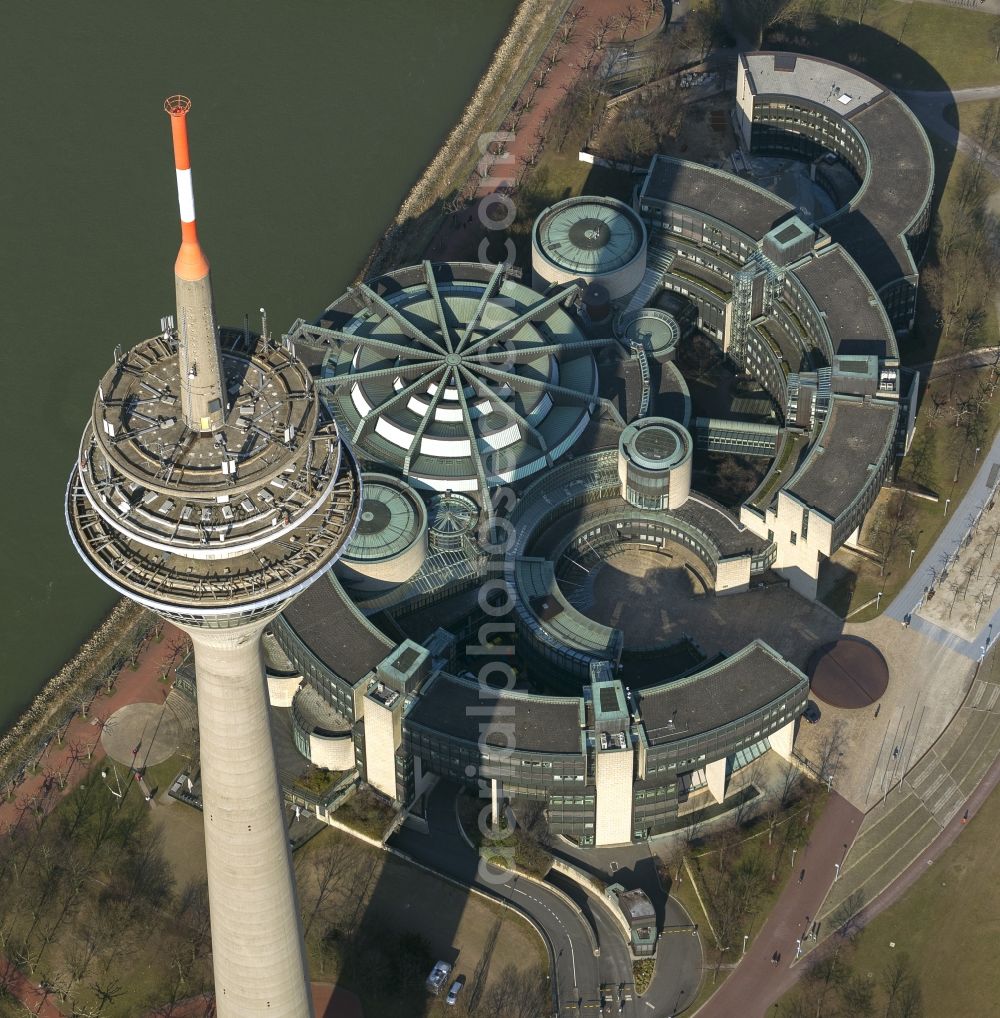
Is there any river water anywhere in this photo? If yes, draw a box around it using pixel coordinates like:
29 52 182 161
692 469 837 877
0 0 517 732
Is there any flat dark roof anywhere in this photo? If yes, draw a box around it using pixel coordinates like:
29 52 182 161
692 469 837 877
792 247 897 359
281 574 395 684
786 398 897 519
743 52 933 293
406 673 584 754
828 95 932 291
636 641 806 746
641 156 793 241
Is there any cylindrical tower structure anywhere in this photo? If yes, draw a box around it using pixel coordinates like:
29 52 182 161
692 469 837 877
336 473 428 592
532 195 647 300
66 98 361 1018
618 417 693 510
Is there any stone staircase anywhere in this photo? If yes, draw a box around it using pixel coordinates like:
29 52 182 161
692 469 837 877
905 750 965 828
968 678 1000 712
623 247 675 315
166 687 198 737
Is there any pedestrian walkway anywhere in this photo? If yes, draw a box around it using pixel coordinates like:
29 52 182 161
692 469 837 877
885 422 1000 658
0 623 187 833
818 672 1000 927
691 794 862 1018
430 0 655 262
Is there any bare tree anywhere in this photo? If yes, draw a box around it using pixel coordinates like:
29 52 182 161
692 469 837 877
736 0 793 48
615 5 639 40
882 954 920 1017
590 16 613 50
297 837 353 938
830 887 867 941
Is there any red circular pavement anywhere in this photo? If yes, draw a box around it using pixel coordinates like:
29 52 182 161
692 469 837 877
809 637 889 708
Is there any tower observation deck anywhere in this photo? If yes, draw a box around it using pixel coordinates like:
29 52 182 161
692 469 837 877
65 98 360 1018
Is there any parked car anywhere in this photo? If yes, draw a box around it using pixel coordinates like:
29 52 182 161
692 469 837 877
446 977 465 1006
426 961 452 996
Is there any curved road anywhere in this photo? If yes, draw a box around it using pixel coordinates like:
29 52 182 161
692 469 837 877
390 780 635 1015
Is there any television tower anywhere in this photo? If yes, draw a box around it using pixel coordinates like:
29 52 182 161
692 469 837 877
66 96 361 1017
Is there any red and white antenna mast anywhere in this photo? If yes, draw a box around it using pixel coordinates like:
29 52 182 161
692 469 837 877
164 95 226 433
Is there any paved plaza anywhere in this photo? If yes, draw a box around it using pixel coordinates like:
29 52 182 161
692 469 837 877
887 427 1000 660
794 617 974 809
916 489 1000 641
819 668 1000 929
101 699 186 768
576 546 844 673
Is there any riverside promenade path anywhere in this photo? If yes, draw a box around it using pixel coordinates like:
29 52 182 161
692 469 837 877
0 622 188 1017
0 621 187 834
430 0 655 261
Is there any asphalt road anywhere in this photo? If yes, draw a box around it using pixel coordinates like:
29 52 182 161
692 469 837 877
389 780 637 1015
550 839 703 1015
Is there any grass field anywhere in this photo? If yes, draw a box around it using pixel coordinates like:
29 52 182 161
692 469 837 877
771 1 1000 91
664 786 828 1012
778 768 1000 1016
299 826 548 1017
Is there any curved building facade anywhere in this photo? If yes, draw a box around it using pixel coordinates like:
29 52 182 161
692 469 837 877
618 417 693 511
532 195 648 300
288 261 621 515
336 473 427 593
735 51 934 332
261 52 933 851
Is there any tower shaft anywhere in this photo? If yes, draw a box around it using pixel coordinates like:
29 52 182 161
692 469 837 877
178 618 314 1018
68 96 361 1018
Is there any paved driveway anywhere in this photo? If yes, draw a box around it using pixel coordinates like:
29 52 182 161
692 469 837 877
390 781 632 1014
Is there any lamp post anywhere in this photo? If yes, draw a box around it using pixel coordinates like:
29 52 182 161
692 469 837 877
834 862 841 882
944 498 951 517
875 591 882 613
975 446 981 467
743 934 749 955
908 547 916 569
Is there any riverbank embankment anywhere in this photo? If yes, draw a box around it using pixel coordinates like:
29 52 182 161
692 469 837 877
362 0 573 277
0 599 168 794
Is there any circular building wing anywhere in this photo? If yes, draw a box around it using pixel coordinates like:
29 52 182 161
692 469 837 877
532 196 647 300
314 262 609 508
337 473 428 592
618 417 693 511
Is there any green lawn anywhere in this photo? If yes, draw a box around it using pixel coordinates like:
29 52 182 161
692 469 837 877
771 1 1000 91
666 786 829 1012
820 370 1000 620
778 760 1000 1016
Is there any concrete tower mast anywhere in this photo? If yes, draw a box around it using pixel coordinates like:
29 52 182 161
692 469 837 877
66 97 361 1018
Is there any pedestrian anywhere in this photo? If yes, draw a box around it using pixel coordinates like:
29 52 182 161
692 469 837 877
874 703 881 718
798 868 805 883
771 951 778 966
